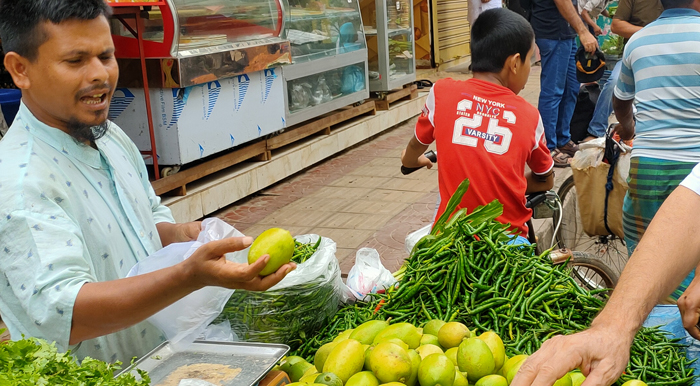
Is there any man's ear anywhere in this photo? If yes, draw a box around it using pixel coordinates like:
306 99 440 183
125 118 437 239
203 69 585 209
4 52 31 89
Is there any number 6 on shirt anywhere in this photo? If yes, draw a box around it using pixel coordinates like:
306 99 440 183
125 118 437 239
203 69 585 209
452 99 514 155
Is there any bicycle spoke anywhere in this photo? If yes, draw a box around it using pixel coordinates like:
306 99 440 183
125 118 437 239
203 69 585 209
558 177 629 278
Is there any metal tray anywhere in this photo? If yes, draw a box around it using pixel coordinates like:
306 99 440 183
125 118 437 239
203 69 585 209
117 341 289 386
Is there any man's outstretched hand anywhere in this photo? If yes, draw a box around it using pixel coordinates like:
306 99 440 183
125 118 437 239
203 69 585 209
510 326 631 386
183 236 296 292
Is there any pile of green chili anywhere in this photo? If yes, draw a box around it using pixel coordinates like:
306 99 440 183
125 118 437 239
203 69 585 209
291 237 322 264
291 179 694 386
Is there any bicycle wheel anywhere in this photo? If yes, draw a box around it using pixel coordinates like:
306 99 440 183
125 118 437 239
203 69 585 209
556 175 629 277
568 251 618 290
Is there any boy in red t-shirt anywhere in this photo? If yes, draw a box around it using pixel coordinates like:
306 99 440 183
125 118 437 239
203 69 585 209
401 8 554 237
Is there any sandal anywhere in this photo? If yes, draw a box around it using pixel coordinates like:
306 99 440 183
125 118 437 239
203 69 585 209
413 80 434 89
558 140 580 157
551 149 571 168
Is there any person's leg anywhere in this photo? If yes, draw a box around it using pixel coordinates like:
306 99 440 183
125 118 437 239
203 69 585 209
536 38 568 152
468 0 481 28
587 60 623 138
555 39 580 149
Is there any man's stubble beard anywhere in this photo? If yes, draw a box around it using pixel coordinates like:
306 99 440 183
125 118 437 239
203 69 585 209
66 114 109 144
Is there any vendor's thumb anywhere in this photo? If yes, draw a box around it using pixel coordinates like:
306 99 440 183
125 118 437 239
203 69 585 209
200 236 254 259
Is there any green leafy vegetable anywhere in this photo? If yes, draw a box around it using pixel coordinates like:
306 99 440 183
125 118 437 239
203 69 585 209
0 334 150 385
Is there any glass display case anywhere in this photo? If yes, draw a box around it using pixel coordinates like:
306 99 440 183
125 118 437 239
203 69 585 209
111 0 292 87
361 0 416 91
281 0 370 126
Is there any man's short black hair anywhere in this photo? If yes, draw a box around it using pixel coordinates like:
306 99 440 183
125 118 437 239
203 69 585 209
660 0 693 9
470 8 535 73
0 0 112 61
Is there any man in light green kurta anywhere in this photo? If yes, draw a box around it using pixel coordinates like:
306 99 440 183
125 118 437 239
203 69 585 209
0 0 295 364
0 102 177 364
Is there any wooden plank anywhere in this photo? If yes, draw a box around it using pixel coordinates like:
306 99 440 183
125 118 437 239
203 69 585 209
374 85 419 111
267 101 377 150
152 140 267 196
386 85 416 104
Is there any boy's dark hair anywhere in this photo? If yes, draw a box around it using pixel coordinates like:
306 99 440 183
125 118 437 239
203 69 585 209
660 0 693 9
470 8 534 73
0 0 112 62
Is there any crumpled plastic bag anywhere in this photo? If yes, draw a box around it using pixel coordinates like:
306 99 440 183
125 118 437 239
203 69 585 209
346 248 397 301
127 218 244 350
644 305 700 385
216 234 352 348
573 137 632 186
405 224 432 254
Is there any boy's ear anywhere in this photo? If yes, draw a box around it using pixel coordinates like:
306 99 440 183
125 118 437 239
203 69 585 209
510 53 522 74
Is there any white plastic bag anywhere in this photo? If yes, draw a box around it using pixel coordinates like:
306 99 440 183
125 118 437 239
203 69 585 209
127 218 245 350
346 248 397 301
405 224 432 254
217 234 351 346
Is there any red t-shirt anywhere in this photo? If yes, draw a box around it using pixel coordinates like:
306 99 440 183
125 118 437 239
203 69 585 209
416 78 554 235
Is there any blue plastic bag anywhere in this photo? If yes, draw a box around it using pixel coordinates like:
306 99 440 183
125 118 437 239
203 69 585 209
644 305 700 385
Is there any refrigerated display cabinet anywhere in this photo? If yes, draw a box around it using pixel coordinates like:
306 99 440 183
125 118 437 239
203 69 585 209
108 0 289 167
361 0 416 91
281 0 370 126
111 0 292 87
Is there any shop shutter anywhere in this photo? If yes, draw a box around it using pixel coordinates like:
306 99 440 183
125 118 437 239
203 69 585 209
432 0 470 65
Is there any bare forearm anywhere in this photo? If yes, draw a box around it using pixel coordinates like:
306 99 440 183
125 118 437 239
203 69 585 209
401 137 430 168
156 221 201 247
581 10 597 28
525 171 554 194
70 264 198 345
554 0 589 34
591 187 700 341
613 96 635 134
611 19 642 38
157 222 184 247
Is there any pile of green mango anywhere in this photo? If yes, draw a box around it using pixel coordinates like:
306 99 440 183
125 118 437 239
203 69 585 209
277 320 591 386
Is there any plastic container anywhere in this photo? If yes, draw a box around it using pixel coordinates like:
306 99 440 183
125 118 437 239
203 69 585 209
0 89 21 124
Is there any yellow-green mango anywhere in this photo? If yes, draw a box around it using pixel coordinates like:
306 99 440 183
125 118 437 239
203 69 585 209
315 341 340 372
347 372 380 386
323 339 365 383
370 342 413 384
474 375 507 386
406 349 422 386
457 338 495 383
350 320 390 345
453 369 469 386
334 329 355 343
373 323 422 349
477 332 506 372
416 344 444 359
418 353 456 386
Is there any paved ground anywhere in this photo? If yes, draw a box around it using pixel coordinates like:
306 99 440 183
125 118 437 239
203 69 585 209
214 66 571 275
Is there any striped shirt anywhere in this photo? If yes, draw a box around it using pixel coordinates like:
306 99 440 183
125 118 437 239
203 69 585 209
615 8 700 162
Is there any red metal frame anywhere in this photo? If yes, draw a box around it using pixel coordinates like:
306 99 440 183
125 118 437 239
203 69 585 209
112 2 285 59
110 6 161 179
108 1 166 7
112 3 174 58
